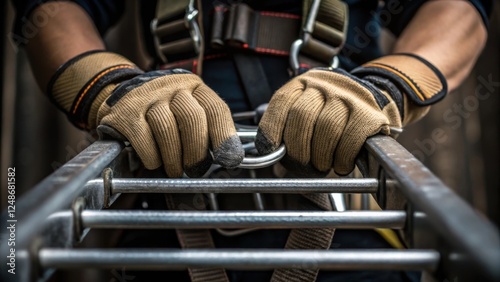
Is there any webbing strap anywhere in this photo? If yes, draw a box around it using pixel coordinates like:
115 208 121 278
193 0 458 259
254 12 300 55
211 4 301 56
271 194 335 282
165 194 229 282
156 0 189 21
233 53 273 110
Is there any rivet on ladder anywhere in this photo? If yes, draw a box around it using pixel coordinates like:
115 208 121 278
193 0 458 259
72 197 86 242
102 167 113 209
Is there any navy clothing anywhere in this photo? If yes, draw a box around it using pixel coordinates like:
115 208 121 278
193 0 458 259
11 0 493 53
11 0 494 111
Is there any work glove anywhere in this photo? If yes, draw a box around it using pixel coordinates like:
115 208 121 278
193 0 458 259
256 53 447 176
47 50 244 177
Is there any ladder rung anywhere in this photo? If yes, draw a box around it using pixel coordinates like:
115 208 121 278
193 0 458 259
102 178 379 194
39 249 439 271
78 210 406 229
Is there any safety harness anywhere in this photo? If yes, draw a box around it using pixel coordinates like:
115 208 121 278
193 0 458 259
153 1 348 281
151 0 347 72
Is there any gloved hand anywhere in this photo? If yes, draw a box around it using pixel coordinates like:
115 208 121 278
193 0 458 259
47 51 244 177
256 54 447 176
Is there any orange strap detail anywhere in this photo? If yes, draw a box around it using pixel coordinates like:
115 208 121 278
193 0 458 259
71 64 135 114
363 62 426 101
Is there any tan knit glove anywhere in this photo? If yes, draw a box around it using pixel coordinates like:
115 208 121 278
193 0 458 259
48 51 244 177
256 54 447 176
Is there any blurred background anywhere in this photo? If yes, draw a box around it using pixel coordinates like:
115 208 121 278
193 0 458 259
1 0 499 229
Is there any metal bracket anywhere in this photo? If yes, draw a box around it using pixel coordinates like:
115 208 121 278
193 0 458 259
28 237 44 282
290 39 339 75
102 168 113 209
72 197 86 242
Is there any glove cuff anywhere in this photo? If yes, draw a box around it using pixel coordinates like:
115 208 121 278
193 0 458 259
351 53 447 124
47 50 144 129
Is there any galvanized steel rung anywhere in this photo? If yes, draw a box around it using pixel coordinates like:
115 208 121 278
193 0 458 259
97 178 379 194
366 136 500 279
2 135 500 282
71 210 407 229
38 249 440 271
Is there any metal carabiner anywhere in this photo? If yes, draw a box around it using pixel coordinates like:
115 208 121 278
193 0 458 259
185 0 202 55
289 0 343 76
290 39 339 76
237 131 286 169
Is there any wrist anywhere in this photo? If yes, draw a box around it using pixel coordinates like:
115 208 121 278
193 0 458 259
47 50 144 129
351 53 447 125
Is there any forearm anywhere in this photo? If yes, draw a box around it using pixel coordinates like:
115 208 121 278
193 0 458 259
393 0 487 92
25 2 105 92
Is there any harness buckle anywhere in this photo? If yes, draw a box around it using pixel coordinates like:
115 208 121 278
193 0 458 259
210 4 260 50
290 0 348 75
290 39 339 75
151 0 202 64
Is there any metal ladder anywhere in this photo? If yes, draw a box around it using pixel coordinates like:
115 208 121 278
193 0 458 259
1 133 499 282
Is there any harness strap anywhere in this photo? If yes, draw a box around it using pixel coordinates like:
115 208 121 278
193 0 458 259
156 0 188 20
211 4 301 56
271 193 335 282
153 0 347 73
233 53 273 110
210 3 301 111
165 194 229 282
